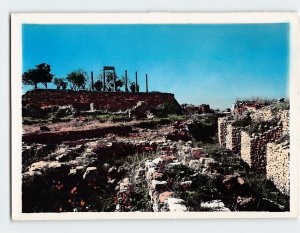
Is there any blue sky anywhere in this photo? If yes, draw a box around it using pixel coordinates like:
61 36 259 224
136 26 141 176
22 23 289 109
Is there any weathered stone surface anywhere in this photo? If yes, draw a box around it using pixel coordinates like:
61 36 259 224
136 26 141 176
23 125 133 144
191 148 206 159
200 200 230 212
219 105 289 174
199 157 215 165
152 172 164 180
188 159 201 170
167 198 187 212
160 155 176 162
151 180 168 191
119 177 130 193
23 90 182 114
28 160 63 173
179 180 192 189
266 140 289 194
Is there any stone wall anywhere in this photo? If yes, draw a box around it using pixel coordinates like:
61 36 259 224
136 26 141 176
266 140 290 194
22 90 181 112
218 117 228 148
218 118 241 155
218 107 289 173
279 110 289 135
240 131 251 166
226 124 241 155
240 127 282 172
250 106 274 122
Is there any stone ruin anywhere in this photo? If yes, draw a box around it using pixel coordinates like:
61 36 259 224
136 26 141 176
218 101 290 194
22 89 182 114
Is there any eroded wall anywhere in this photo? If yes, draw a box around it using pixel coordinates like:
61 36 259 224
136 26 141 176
218 107 289 174
23 90 181 112
266 140 290 194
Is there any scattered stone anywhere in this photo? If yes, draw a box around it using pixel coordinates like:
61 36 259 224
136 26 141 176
200 200 230 211
153 172 164 180
160 155 176 162
179 180 192 189
28 160 63 173
159 191 174 203
167 162 182 168
167 198 187 212
151 180 167 191
191 148 206 159
188 159 201 170
119 177 130 192
152 157 163 165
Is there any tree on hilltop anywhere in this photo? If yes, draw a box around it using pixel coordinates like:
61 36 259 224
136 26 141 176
53 78 68 90
94 80 103 91
22 63 54 89
129 81 139 93
67 70 87 90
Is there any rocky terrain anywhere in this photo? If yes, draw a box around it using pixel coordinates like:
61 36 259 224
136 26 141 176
21 100 289 213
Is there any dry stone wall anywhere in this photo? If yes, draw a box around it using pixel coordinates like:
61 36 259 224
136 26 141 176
279 110 289 135
218 117 228 148
226 124 241 155
240 127 282 172
240 131 251 166
218 107 289 174
250 106 274 122
218 118 241 155
266 140 289 194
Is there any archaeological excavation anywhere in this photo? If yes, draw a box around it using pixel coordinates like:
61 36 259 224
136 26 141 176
21 82 290 212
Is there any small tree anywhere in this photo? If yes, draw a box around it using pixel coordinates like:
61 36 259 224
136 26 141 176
67 70 87 91
22 63 54 89
94 80 103 91
115 78 124 91
53 78 68 90
130 82 136 93
61 82 68 90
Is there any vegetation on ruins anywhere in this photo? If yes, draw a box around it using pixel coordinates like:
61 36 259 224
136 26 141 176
271 101 289 114
66 70 87 90
153 102 182 118
22 63 54 89
21 65 290 215
85 113 130 123
188 114 218 143
231 113 252 128
201 143 289 211
245 119 279 135
22 105 75 124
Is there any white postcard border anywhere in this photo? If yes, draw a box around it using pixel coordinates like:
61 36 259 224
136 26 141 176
11 12 300 220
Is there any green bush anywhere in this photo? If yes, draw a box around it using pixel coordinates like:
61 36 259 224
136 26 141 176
246 119 278 135
188 114 218 142
154 102 181 118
